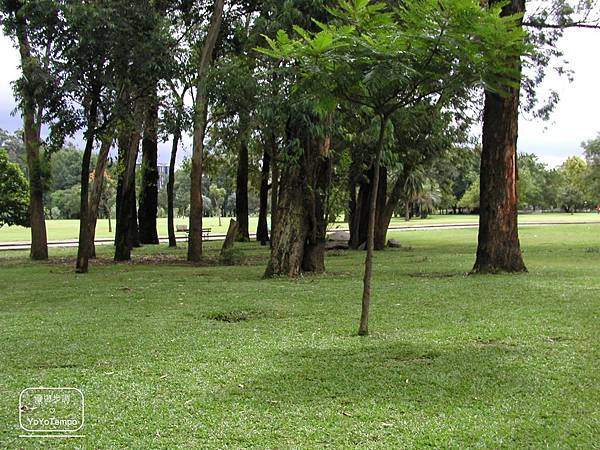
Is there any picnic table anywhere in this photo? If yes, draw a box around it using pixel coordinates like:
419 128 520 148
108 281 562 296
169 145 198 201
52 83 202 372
176 225 212 240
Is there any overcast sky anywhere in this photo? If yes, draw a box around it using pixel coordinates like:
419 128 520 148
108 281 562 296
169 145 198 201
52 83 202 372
1 26 599 168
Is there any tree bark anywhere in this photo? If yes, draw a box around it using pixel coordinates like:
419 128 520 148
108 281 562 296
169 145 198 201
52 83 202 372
12 4 48 260
115 107 143 261
235 113 250 241
265 118 330 277
270 136 280 248
75 92 99 273
473 0 527 274
138 91 160 245
359 116 387 336
256 149 271 245
87 134 113 260
188 0 225 263
221 219 240 256
167 117 182 248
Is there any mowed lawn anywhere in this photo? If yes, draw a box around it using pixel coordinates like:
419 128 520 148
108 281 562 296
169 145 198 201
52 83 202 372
1 212 600 242
0 225 599 448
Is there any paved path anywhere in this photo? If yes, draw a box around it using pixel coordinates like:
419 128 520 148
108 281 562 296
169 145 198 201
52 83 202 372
1 220 599 251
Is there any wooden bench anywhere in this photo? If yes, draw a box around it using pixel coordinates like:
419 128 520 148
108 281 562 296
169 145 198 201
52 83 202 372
176 225 211 240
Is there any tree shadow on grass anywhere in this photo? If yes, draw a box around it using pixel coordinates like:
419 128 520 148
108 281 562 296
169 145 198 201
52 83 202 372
226 339 533 418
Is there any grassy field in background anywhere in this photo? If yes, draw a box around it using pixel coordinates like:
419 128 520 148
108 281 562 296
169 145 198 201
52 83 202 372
1 225 599 447
1 212 599 243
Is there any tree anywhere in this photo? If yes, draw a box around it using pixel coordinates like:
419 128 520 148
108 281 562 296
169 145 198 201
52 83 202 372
583 133 600 205
474 0 528 274
0 148 29 227
188 0 226 263
558 156 591 212
1 0 64 260
261 0 526 334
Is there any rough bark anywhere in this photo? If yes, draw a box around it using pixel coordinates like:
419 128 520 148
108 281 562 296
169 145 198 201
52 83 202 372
188 0 225 263
75 93 99 273
235 113 250 241
359 116 387 336
256 149 271 245
473 0 527 274
265 118 330 277
138 91 160 245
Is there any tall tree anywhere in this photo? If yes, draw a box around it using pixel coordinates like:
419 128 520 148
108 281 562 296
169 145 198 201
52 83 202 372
474 0 527 273
261 0 526 334
188 0 226 262
1 0 61 260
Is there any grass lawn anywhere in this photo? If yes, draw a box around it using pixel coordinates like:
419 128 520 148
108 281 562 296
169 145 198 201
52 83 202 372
1 212 599 243
1 225 599 447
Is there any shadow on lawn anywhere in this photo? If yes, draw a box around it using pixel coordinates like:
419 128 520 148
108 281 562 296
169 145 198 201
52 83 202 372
228 339 529 414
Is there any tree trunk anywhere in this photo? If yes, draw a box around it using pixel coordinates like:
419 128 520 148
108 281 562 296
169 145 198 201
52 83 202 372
473 0 527 274
12 6 48 260
265 118 330 277
188 0 225 263
24 113 47 261
221 219 240 256
167 119 181 248
256 149 271 245
138 91 160 245
75 93 99 273
359 116 387 336
87 134 113 261
270 136 280 248
115 108 143 261
235 113 250 241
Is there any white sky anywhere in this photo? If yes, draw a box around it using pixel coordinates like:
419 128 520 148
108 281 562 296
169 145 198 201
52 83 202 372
1 26 599 168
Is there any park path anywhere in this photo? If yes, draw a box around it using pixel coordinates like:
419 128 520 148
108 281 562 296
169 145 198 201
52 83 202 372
1 220 600 252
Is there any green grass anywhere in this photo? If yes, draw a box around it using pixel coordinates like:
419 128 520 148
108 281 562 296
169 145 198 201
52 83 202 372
1 225 600 447
1 212 599 243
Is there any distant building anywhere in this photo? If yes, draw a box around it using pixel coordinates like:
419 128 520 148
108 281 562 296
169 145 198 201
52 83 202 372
135 163 170 190
157 164 169 190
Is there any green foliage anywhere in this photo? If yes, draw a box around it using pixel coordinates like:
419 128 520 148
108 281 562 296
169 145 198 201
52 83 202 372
558 156 592 212
459 178 480 209
49 184 81 219
0 148 29 227
258 0 528 116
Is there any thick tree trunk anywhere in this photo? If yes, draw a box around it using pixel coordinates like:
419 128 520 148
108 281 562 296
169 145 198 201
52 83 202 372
473 0 526 274
265 118 330 277
264 164 309 277
256 149 271 245
359 116 387 336
188 0 224 263
235 113 250 241
115 109 143 261
138 92 160 245
167 122 181 248
75 94 99 273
